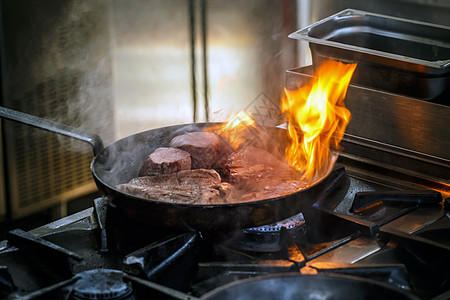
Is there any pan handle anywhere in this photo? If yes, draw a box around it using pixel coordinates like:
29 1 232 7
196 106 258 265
0 106 104 157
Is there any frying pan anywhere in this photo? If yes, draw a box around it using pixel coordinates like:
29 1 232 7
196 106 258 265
0 106 345 231
200 273 420 300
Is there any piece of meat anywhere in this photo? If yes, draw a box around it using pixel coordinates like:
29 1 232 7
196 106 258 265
240 179 310 202
139 147 191 176
224 145 309 201
176 168 221 185
169 132 232 169
117 183 221 205
125 173 179 188
117 169 236 205
214 182 237 201
128 169 221 189
224 146 297 185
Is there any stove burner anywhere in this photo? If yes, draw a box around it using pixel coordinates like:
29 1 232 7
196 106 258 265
245 213 306 232
72 269 134 300
240 213 306 252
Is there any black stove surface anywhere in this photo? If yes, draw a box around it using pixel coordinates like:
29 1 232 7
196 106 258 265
1 166 449 300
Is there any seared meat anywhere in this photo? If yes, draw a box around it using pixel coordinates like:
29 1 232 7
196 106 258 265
240 179 310 202
170 132 232 169
224 145 310 200
176 168 221 185
117 169 236 205
139 147 191 176
224 146 296 184
119 140 309 204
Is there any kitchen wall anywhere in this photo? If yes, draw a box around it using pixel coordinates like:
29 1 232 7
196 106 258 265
112 0 298 138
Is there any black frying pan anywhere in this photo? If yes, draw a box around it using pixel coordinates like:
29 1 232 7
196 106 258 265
200 273 420 300
0 107 344 231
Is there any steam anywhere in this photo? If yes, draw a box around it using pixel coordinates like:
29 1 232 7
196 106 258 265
20 1 116 154
4 0 302 159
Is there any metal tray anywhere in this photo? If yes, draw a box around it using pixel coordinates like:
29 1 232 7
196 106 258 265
286 66 450 179
289 9 450 100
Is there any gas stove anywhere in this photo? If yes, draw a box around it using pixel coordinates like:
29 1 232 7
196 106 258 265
1 67 450 299
0 151 449 299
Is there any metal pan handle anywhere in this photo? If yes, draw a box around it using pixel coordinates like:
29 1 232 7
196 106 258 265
0 106 104 156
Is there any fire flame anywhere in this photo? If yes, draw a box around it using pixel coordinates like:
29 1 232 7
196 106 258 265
281 60 357 182
206 111 256 149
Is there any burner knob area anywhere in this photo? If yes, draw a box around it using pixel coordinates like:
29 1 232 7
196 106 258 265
72 269 134 300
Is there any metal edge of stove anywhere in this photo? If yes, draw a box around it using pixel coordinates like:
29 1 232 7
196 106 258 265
28 207 94 237
337 145 450 199
0 207 94 248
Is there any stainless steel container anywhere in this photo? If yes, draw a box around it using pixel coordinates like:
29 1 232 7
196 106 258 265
289 9 450 100
286 66 450 182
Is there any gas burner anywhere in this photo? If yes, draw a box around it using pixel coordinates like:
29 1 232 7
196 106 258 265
70 269 134 300
241 213 306 252
245 212 306 232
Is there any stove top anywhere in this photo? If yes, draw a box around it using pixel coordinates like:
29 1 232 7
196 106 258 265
1 158 449 299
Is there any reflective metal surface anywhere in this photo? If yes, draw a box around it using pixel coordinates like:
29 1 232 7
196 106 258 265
286 66 450 182
289 9 450 71
289 9 450 100
305 237 382 264
381 206 446 234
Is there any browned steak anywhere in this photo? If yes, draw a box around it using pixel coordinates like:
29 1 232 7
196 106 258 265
176 168 221 185
224 146 296 185
240 179 310 202
169 132 232 169
139 147 191 176
223 145 310 200
116 169 236 205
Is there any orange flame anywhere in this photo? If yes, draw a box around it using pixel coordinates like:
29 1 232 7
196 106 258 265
206 111 256 149
281 60 356 182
